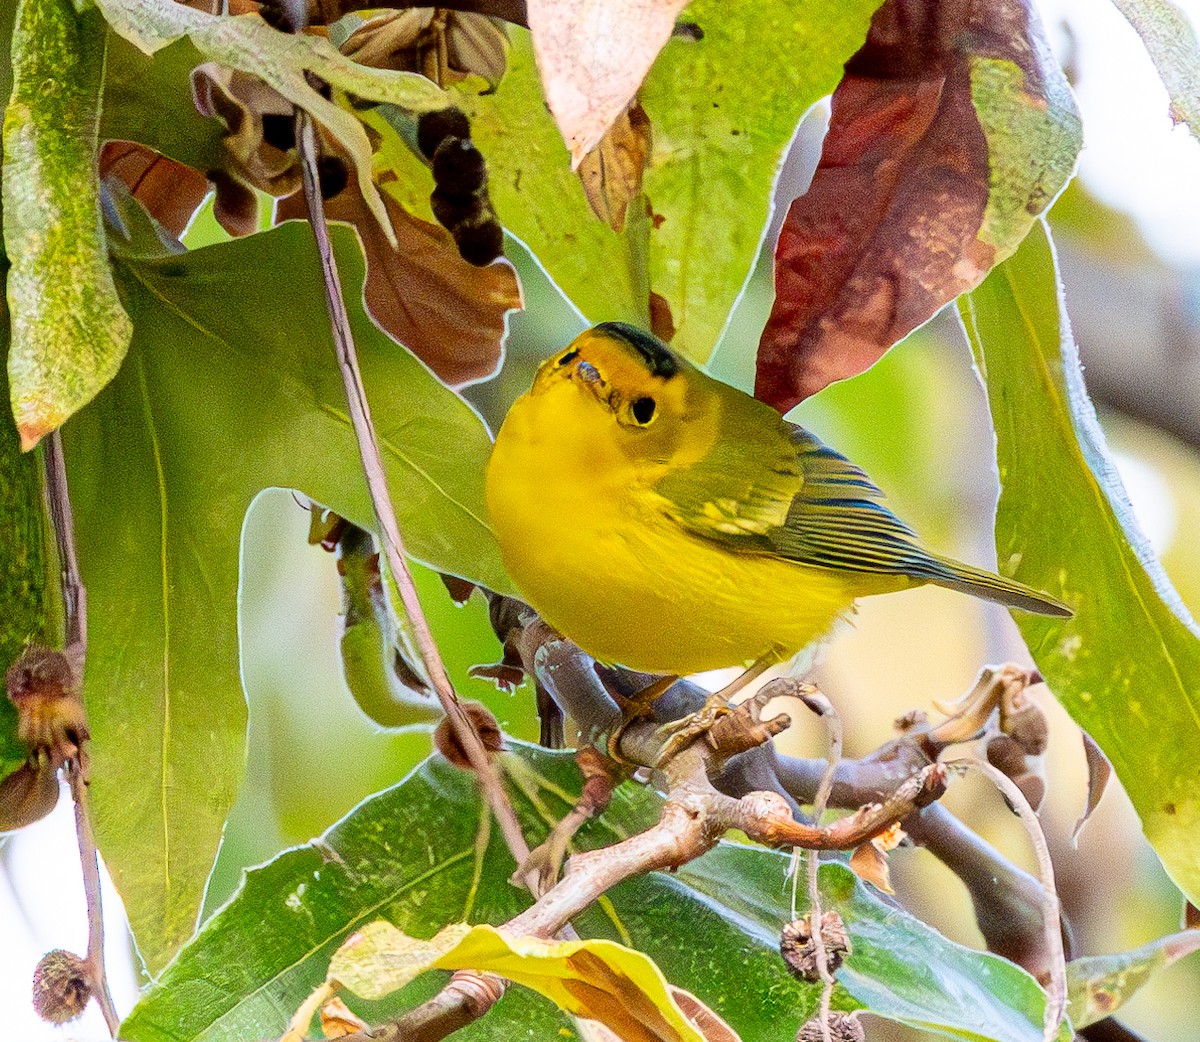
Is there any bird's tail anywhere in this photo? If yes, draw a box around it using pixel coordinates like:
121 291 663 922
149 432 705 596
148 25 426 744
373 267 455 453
928 555 1072 617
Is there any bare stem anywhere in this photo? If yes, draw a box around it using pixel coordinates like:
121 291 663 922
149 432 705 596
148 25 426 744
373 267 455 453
293 110 530 867
44 431 85 656
44 433 115 1034
797 687 842 1042
946 757 1066 1042
67 763 119 1035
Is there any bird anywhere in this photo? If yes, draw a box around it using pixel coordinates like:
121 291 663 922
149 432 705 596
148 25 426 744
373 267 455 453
485 321 1070 682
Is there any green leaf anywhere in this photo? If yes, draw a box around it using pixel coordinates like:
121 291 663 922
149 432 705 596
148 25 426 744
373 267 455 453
639 0 883 360
101 32 222 173
0 316 50 782
92 0 448 243
457 1 880 364
969 55 1081 254
1110 0 1200 142
123 744 1063 1042
66 221 509 972
3 0 132 448
1066 929 1200 1029
959 219 1200 905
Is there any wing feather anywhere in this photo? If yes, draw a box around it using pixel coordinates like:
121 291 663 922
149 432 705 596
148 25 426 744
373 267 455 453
656 419 1070 616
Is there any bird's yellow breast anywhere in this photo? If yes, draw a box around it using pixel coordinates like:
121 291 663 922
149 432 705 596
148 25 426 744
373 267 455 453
485 379 879 675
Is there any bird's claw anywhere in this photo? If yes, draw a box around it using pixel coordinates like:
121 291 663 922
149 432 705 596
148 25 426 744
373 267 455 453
653 694 732 768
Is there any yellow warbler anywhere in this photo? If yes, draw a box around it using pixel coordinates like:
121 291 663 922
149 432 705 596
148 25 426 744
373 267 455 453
486 323 1069 677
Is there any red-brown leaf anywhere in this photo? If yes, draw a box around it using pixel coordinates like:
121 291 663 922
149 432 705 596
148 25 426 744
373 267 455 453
755 0 1077 412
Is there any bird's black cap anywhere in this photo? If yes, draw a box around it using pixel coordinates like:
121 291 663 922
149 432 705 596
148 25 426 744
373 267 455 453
593 322 679 379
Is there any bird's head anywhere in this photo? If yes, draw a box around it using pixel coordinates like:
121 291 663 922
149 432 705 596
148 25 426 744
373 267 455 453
529 322 705 443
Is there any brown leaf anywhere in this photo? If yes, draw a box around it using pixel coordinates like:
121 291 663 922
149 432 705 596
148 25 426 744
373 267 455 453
100 142 210 239
191 63 300 198
849 839 894 894
320 995 368 1038
528 0 689 165
276 184 521 386
577 100 651 232
0 760 61 831
669 986 741 1042
755 0 1079 412
1072 730 1113 845
340 9 509 88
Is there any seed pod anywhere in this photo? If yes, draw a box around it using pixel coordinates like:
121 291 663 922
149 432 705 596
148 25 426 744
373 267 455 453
416 108 503 266
31 949 92 1024
0 759 60 831
434 702 505 769
6 646 88 770
797 1012 865 1042
780 910 850 981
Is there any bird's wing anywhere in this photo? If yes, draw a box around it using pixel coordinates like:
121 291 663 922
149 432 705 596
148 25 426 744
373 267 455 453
657 421 943 579
654 416 804 542
658 422 1071 616
765 427 940 576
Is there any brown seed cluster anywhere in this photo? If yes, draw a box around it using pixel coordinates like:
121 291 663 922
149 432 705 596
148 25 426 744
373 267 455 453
780 910 851 981
31 949 92 1024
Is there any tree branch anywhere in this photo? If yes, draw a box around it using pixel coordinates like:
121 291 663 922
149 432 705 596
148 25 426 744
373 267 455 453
41 432 117 1035
293 110 530 868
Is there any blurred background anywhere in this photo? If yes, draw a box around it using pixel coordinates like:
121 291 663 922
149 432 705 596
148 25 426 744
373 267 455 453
5 0 1200 1037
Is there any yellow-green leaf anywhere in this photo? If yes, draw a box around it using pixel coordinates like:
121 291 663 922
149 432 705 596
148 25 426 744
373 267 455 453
331 921 719 1042
959 219 1200 904
1067 929 1200 1028
3 0 132 448
330 921 472 999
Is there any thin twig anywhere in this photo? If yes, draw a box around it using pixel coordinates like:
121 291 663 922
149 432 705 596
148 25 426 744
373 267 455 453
294 109 531 867
44 431 85 656
67 763 119 1035
946 757 1066 1042
795 687 842 1042
44 432 116 1034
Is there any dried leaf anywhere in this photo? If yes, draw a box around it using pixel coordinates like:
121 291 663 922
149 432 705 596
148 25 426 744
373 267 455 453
1066 929 1200 1029
849 841 893 894
191 63 300 197
328 921 721 1042
527 0 690 165
669 988 740 1042
0 759 60 831
340 9 509 88
92 0 450 245
1071 731 1113 846
755 0 1081 412
577 100 652 232
320 996 367 1038
99 141 210 239
1111 0 1200 137
276 184 520 386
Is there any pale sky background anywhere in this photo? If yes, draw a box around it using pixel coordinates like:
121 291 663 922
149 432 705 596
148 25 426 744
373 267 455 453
5 3 1200 1039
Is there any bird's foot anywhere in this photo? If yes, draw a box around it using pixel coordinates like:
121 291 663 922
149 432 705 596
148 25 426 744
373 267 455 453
653 693 733 768
606 674 678 763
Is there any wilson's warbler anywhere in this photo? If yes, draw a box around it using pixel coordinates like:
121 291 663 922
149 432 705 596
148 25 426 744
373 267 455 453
486 322 1069 677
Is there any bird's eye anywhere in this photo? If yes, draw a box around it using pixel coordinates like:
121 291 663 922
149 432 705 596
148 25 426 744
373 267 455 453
631 396 657 425
557 348 580 367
